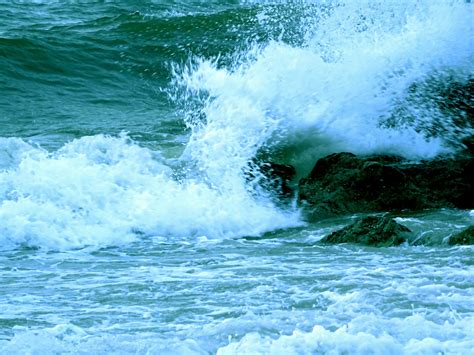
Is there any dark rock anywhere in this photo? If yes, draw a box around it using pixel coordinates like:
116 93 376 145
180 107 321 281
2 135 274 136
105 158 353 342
298 152 473 220
448 226 474 245
382 76 473 142
462 135 474 155
246 161 296 198
320 216 411 247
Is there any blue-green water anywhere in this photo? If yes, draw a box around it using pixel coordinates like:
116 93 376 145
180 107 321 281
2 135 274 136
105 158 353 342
1 1 473 353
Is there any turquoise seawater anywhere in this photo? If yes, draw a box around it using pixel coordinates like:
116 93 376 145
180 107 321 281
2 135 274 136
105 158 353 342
0 1 473 353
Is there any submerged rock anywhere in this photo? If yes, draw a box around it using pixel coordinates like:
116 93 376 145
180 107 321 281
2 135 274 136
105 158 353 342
448 226 474 246
320 216 411 247
298 152 473 220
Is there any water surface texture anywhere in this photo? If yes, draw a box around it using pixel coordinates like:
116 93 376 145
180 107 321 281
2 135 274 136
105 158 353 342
1 1 473 353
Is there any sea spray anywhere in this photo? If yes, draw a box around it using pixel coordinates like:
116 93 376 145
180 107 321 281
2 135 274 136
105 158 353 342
0 1 473 353
1 1 472 249
176 1 472 177
0 135 300 250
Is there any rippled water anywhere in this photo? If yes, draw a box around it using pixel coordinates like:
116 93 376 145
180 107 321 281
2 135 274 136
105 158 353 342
1 211 473 353
1 1 473 353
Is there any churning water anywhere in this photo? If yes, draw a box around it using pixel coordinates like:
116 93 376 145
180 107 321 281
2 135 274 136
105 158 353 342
0 1 473 353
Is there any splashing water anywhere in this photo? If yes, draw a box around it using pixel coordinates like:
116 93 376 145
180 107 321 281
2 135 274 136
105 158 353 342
178 1 473 177
0 1 472 250
0 135 300 250
0 1 473 354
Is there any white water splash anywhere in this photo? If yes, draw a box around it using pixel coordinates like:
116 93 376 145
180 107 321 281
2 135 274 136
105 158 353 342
180 1 472 176
1 1 472 249
0 135 300 250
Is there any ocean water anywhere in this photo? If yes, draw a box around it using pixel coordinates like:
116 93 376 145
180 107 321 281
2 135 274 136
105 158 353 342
0 1 473 353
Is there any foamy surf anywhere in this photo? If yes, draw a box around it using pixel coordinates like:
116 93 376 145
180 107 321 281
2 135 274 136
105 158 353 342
0 1 472 354
217 315 474 354
0 135 300 250
176 1 472 176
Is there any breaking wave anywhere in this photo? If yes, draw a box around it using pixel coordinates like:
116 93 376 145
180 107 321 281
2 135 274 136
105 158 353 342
1 1 472 249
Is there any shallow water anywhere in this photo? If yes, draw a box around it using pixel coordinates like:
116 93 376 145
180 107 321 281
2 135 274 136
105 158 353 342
1 211 473 353
1 1 473 353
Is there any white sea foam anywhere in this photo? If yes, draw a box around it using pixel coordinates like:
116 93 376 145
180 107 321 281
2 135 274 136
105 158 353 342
3 318 470 355
217 315 474 354
180 1 472 176
0 324 207 355
0 135 300 250
1 1 472 249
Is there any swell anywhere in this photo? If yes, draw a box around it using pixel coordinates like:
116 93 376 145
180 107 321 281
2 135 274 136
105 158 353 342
0 6 268 143
0 7 264 83
0 3 326 100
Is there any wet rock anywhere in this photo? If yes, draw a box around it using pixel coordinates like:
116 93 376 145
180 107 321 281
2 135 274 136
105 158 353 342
320 216 411 247
448 226 474 245
246 161 296 198
462 135 474 155
298 152 473 220
382 76 473 142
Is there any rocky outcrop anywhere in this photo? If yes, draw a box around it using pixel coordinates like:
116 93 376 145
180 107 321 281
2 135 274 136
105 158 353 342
448 226 474 246
298 152 473 220
319 216 411 247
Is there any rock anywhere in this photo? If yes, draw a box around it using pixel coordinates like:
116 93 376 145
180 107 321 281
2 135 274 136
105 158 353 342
383 77 473 142
298 152 473 220
320 216 411 247
448 226 474 245
246 161 296 198
462 135 474 155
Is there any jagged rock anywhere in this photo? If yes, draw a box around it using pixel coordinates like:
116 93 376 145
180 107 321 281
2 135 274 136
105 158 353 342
448 226 474 245
320 216 411 247
298 152 473 220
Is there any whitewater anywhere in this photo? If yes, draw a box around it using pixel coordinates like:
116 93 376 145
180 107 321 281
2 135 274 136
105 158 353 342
0 1 473 353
